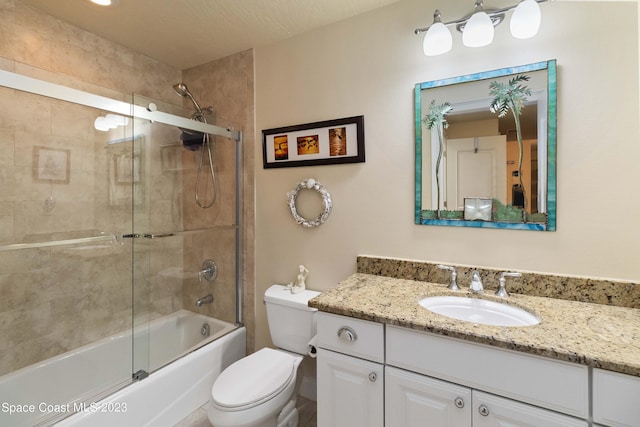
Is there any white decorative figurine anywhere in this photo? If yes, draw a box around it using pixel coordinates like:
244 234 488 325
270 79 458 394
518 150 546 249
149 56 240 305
289 265 309 294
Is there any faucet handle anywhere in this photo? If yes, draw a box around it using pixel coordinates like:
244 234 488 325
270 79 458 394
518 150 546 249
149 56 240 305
437 264 460 291
496 272 522 297
199 259 218 283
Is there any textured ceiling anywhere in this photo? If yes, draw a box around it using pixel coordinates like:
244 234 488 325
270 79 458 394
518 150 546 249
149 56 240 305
19 0 400 70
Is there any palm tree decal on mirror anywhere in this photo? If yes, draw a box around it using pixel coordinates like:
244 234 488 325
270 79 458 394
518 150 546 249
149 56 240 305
489 74 532 217
423 100 452 218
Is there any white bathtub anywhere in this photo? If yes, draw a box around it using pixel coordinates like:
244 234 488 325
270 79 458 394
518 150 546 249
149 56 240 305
0 310 245 427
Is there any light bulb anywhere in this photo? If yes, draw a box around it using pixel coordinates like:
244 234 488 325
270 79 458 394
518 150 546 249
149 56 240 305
423 22 453 56
463 11 494 47
510 0 541 39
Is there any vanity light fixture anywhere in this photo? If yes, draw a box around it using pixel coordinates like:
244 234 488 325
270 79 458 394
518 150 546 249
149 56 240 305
416 0 544 56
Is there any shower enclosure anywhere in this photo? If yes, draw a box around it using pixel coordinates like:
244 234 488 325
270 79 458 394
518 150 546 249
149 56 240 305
0 69 243 426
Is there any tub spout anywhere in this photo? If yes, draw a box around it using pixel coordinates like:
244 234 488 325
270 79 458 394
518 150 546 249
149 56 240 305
196 294 213 307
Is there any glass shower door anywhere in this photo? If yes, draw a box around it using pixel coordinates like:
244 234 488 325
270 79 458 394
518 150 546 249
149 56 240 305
0 70 137 426
129 93 242 374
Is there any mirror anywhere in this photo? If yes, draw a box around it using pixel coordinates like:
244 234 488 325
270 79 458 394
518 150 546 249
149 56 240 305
415 60 556 231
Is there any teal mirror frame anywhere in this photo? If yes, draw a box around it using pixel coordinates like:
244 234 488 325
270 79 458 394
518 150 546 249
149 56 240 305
414 60 557 231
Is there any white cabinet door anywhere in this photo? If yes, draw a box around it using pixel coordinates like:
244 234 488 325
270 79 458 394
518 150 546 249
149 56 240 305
472 391 588 427
317 348 383 427
385 366 471 427
593 368 640 427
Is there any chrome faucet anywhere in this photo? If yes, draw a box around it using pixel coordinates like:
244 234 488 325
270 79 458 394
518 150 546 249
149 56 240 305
199 259 218 283
495 272 522 297
195 294 213 307
437 264 460 290
469 270 484 294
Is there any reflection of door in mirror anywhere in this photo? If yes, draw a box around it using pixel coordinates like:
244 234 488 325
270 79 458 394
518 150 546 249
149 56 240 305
446 136 506 211
506 139 537 213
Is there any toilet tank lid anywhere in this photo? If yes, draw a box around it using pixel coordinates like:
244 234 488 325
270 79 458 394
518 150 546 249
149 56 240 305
264 284 320 310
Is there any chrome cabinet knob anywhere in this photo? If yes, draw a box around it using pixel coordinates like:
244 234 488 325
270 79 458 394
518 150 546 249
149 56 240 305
478 404 490 416
337 326 357 342
454 397 465 408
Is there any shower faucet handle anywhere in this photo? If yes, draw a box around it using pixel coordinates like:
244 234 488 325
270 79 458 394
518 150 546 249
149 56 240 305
199 259 218 283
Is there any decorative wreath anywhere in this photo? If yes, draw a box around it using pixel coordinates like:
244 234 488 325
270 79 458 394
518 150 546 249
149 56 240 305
287 178 332 228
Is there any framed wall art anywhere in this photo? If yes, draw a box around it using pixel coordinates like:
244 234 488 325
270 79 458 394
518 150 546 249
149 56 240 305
262 115 365 168
33 146 70 184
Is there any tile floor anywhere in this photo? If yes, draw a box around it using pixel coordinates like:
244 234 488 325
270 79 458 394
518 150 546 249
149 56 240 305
174 396 317 427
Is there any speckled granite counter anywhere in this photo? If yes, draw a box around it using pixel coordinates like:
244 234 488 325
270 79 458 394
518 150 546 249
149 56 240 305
308 273 640 377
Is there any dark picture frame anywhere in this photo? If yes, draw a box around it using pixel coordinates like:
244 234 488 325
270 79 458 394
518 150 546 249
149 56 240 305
262 115 365 168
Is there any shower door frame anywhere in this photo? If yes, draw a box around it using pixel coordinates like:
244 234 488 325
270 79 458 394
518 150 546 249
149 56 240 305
0 68 244 411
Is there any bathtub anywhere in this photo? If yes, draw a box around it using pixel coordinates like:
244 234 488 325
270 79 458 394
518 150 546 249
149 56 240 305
0 310 245 427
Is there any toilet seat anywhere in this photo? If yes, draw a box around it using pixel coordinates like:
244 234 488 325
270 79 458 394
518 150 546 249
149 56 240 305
211 348 297 411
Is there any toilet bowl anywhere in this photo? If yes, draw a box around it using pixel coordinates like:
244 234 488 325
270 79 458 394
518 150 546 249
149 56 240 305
208 348 302 427
207 285 320 427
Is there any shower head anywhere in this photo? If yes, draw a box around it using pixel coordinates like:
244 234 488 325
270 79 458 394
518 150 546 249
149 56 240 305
172 82 204 116
172 82 190 97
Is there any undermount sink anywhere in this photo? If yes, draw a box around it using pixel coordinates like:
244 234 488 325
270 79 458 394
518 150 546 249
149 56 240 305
419 296 540 327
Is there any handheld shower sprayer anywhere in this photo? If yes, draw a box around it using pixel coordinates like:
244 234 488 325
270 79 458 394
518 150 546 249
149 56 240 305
172 83 205 118
171 82 218 209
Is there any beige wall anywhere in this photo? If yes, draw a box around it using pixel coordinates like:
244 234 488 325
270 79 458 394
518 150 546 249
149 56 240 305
254 0 640 350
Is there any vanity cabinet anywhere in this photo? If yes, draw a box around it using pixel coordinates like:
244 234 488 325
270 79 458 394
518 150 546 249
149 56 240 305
316 312 384 427
316 313 626 427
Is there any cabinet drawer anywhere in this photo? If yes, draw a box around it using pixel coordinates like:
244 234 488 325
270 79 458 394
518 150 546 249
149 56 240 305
386 326 589 419
593 368 640 427
473 391 588 427
317 312 384 362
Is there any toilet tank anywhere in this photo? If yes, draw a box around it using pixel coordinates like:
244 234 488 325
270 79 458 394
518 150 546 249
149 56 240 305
264 284 321 354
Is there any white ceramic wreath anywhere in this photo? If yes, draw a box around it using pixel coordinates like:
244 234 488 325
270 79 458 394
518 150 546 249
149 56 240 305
286 178 332 228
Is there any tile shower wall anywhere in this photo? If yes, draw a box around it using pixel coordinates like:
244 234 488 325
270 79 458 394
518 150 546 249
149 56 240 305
0 0 256 375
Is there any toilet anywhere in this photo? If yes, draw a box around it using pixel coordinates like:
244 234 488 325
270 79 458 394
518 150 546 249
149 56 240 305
207 284 320 427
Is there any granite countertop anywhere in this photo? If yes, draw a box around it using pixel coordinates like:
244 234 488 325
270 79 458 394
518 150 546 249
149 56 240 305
308 273 640 377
